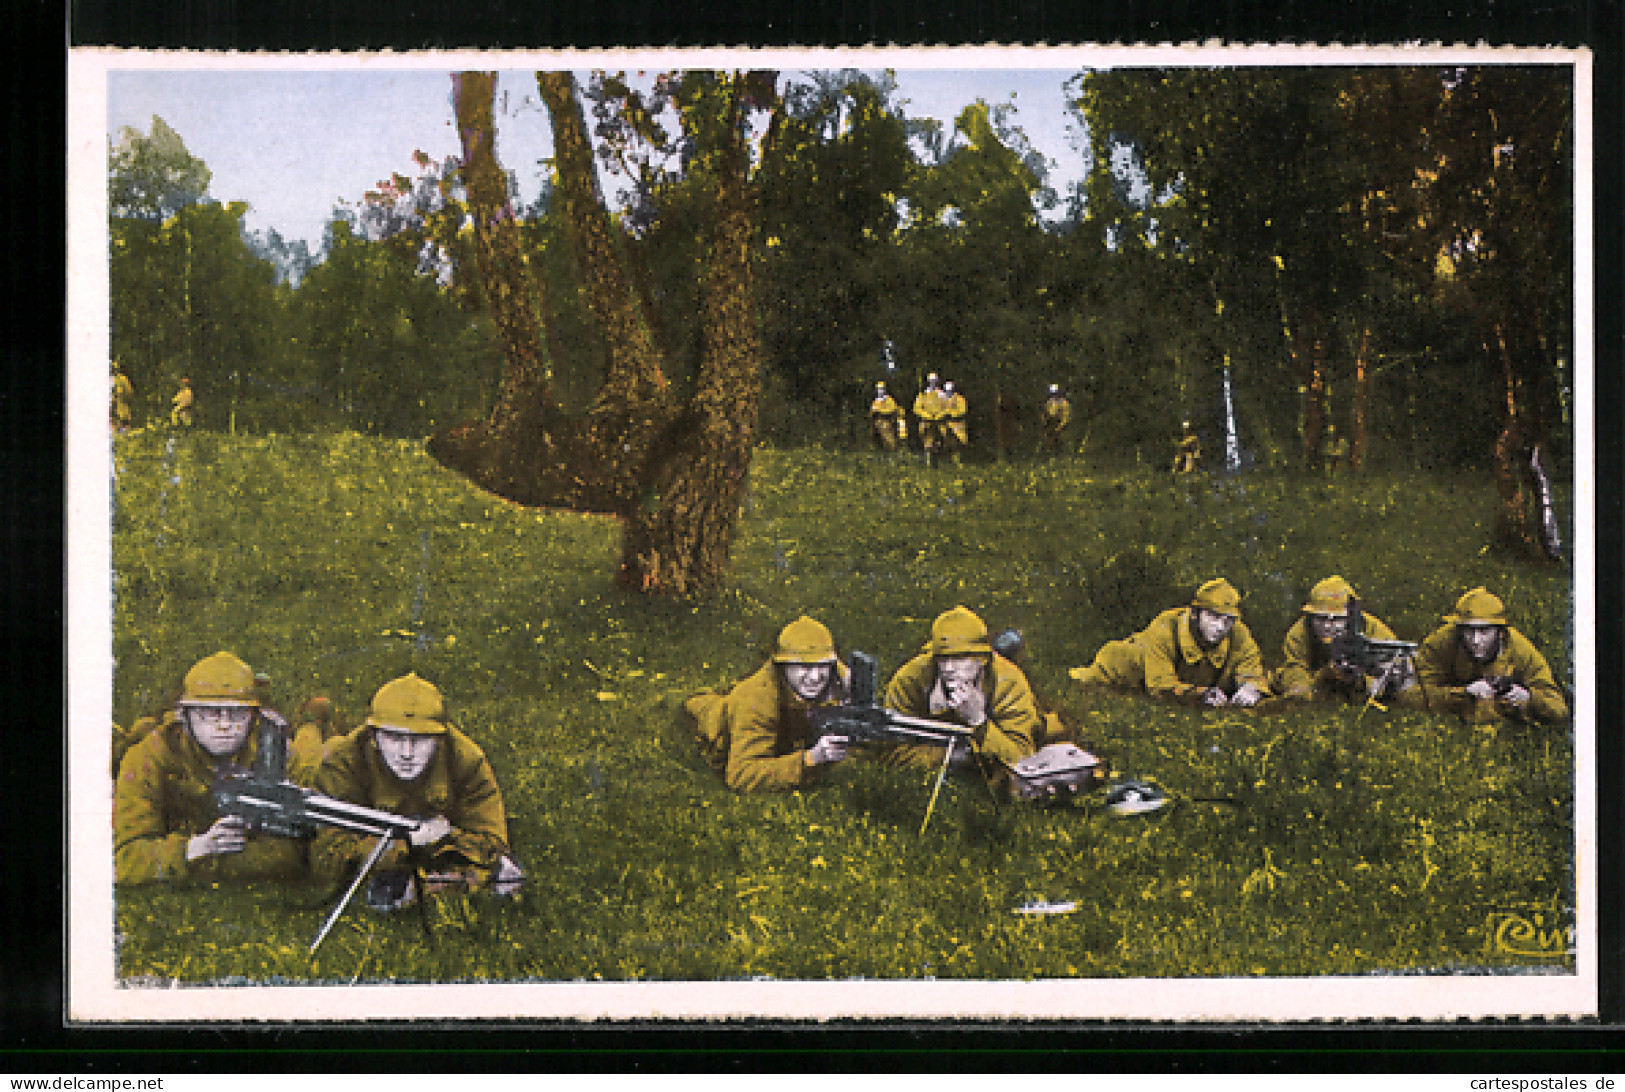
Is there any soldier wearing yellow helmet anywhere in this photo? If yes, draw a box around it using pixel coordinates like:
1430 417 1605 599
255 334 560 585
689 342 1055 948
684 615 853 793
913 373 948 466
113 652 322 885
869 382 906 452
1069 578 1269 707
1274 576 1418 706
311 673 522 906
876 606 1048 772
1415 587 1568 723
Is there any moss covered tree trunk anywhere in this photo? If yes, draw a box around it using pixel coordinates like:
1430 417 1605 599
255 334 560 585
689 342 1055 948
618 76 761 594
535 72 676 514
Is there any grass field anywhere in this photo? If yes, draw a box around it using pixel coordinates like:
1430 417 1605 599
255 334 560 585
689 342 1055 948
108 431 1577 985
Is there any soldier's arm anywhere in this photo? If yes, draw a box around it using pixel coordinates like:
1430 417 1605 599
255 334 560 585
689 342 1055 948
1415 630 1473 714
310 737 406 880
1511 636 1569 723
873 659 947 769
980 669 1041 767
725 683 815 793
442 742 515 866
1228 624 1270 692
112 740 194 884
1274 624 1318 699
1141 621 1203 704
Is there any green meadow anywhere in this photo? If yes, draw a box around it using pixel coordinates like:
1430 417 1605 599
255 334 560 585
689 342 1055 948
109 431 1576 984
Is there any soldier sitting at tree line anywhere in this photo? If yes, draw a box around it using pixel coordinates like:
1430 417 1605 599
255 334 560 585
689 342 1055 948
1273 575 1419 706
170 377 194 428
1414 587 1568 724
1070 578 1269 708
1041 384 1071 452
875 606 1056 775
685 615 853 793
1173 420 1201 473
311 673 523 909
869 381 907 453
114 652 324 885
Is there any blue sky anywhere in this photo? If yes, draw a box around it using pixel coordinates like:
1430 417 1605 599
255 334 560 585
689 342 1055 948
106 67 1090 251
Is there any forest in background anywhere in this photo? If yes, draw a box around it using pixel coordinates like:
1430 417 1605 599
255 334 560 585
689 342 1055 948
108 66 1573 487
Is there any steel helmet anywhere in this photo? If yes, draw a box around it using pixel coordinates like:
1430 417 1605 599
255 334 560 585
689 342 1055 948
1049 384 1060 395
178 652 260 707
365 673 449 735
772 616 837 664
1191 578 1243 618
927 372 940 386
1303 575 1357 616
875 381 886 393
1444 587 1510 627
929 606 992 658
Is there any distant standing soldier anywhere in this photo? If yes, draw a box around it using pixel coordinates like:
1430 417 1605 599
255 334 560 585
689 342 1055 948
1070 578 1269 708
1041 384 1071 452
1173 420 1201 473
171 377 195 428
113 652 324 885
311 673 524 908
942 381 970 462
111 361 135 433
1415 587 1568 724
913 373 948 467
869 382 907 452
1274 575 1418 706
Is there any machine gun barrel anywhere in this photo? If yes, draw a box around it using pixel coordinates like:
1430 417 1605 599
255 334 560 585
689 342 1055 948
808 650 974 749
214 773 422 840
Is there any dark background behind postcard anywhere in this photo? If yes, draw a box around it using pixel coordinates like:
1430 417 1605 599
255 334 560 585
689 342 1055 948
21 0 1622 1070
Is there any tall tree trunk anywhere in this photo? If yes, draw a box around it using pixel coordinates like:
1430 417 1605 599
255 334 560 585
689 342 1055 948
1350 326 1372 469
427 73 574 506
618 75 761 595
1488 320 1541 557
536 71 676 514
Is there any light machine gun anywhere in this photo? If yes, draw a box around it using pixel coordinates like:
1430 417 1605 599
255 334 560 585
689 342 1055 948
211 711 423 953
808 650 976 834
1328 598 1419 725
1328 598 1418 680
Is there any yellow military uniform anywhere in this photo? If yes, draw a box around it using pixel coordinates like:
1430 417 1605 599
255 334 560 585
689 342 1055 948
879 649 1042 770
171 382 194 427
1275 612 1407 703
942 389 970 453
686 659 852 793
310 724 515 882
870 391 906 452
1416 624 1568 723
1173 427 1201 473
113 713 323 885
1414 587 1568 723
913 385 947 459
112 369 134 431
1041 394 1071 451
1071 581 1269 705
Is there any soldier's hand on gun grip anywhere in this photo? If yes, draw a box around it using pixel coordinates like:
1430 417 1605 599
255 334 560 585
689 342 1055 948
1499 683 1530 708
1465 679 1497 701
1231 683 1261 708
408 815 453 848
804 735 849 767
1202 687 1230 707
187 815 248 860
